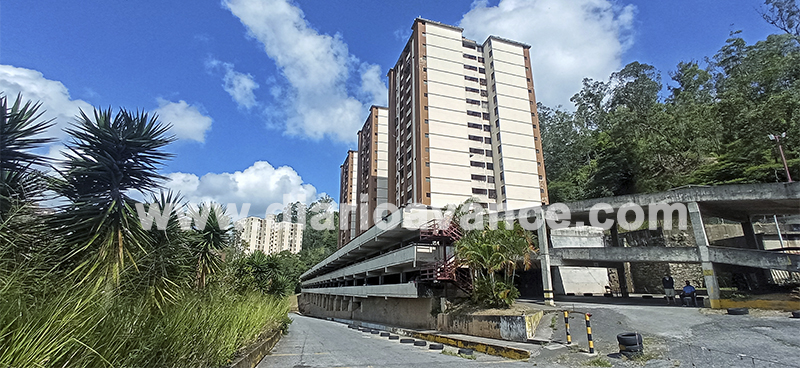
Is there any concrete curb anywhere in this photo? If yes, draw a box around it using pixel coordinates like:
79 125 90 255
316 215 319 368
330 317 532 360
226 329 283 368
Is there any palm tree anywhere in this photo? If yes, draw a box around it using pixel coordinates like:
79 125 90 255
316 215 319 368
190 203 232 289
52 108 174 289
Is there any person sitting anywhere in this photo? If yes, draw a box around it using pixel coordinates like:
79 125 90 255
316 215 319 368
681 281 697 307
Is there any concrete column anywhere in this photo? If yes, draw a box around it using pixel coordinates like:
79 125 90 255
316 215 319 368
616 264 630 298
741 221 760 249
348 297 354 312
537 208 555 306
688 201 721 308
610 225 620 247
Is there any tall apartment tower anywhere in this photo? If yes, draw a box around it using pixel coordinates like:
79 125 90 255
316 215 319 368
338 150 358 248
355 106 390 234
388 18 548 210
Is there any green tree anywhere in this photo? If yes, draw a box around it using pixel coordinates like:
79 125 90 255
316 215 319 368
190 203 232 289
52 108 174 288
125 191 194 311
760 0 800 36
0 94 54 265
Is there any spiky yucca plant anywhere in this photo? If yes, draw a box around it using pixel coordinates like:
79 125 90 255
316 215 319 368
52 108 175 289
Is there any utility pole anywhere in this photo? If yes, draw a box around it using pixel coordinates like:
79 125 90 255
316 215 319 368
768 133 792 182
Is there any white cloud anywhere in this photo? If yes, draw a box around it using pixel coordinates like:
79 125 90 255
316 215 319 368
459 0 636 108
154 98 213 143
224 0 387 143
164 161 319 218
0 64 93 139
206 59 260 109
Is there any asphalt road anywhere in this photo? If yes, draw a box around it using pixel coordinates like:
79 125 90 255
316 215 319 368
257 314 542 368
545 300 800 367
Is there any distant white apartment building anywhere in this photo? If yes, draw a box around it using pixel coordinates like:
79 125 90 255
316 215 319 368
236 214 304 255
387 18 549 211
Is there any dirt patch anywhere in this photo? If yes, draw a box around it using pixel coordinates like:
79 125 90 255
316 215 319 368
449 301 544 316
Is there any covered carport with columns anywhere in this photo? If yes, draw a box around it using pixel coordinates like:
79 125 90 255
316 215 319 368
506 182 800 308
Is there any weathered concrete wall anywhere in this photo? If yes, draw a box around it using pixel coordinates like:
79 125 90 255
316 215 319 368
553 267 609 294
551 227 609 294
437 311 543 342
298 293 436 329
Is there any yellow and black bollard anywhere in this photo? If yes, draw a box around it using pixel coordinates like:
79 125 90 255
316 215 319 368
585 313 595 354
563 311 572 344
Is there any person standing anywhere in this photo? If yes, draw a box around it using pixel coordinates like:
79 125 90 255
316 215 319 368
662 275 675 305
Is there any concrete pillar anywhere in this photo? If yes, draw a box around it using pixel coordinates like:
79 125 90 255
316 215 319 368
616 264 630 298
348 297 354 312
537 208 555 306
610 225 620 247
688 201 721 308
741 221 760 249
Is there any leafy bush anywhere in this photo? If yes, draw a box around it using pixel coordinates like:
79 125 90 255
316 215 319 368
471 278 520 308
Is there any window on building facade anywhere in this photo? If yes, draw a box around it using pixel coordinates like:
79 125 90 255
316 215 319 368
482 113 490 120
466 99 480 105
465 76 479 82
488 189 497 199
488 176 495 183
467 122 482 129
472 188 488 195
486 163 494 169
464 64 478 71
466 110 482 117
471 174 486 181
468 135 483 142
463 53 477 60
470 161 485 168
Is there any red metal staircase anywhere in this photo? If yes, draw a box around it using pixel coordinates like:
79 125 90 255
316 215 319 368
418 219 471 293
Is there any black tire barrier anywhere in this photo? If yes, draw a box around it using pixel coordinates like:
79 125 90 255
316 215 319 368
458 348 474 355
791 310 800 319
400 338 415 343
727 307 749 315
619 343 643 352
389 335 399 340
604 293 613 297
584 293 594 297
370 330 380 334
348 325 356 329
429 343 444 350
413 341 427 346
617 332 643 346
642 295 653 299
359 327 370 332
380 332 390 337
566 292 575 296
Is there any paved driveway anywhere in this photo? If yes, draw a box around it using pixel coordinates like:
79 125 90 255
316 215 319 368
258 314 547 368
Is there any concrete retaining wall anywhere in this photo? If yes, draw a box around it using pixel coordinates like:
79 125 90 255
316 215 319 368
298 293 436 329
436 311 543 342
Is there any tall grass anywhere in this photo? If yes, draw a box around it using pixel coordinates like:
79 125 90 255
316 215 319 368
0 269 290 368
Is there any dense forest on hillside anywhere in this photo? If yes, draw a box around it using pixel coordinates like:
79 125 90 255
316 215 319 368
539 1 800 203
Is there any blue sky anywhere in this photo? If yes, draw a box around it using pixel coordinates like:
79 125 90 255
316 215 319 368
0 0 778 217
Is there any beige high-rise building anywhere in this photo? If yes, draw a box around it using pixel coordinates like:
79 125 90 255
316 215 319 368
236 214 303 255
338 150 358 248
387 18 548 211
356 106 390 235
